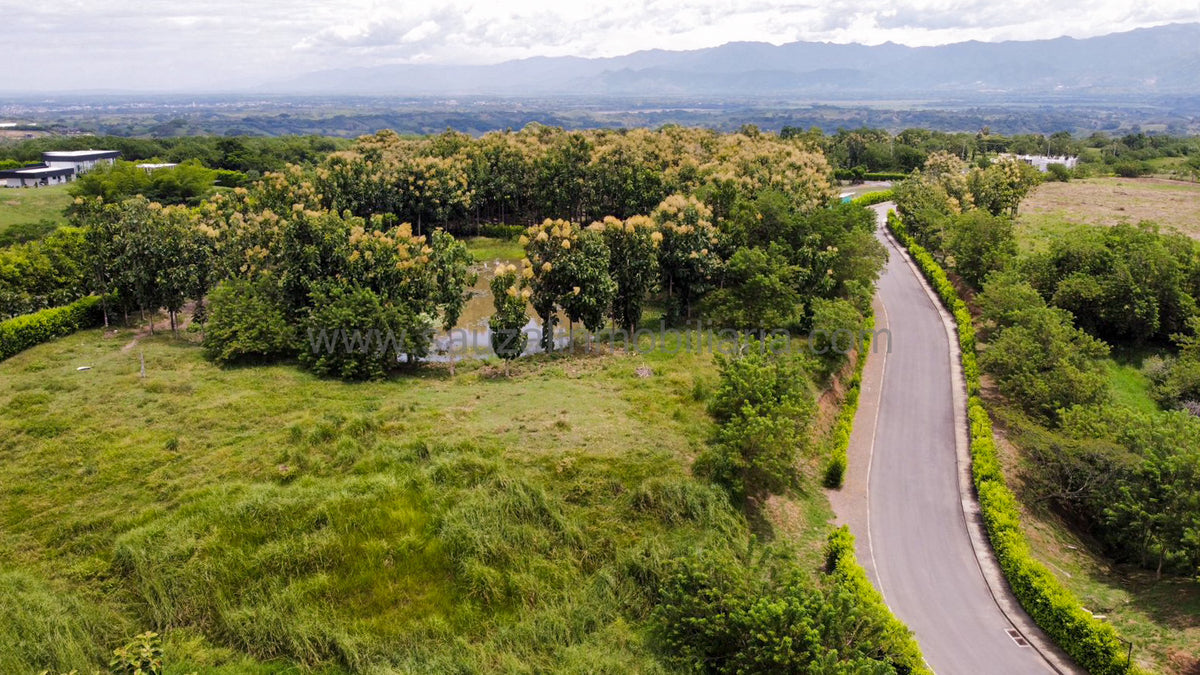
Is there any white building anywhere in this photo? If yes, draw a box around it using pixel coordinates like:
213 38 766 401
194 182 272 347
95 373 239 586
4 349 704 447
1 149 121 188
1003 154 1078 172
42 150 121 175
0 165 75 188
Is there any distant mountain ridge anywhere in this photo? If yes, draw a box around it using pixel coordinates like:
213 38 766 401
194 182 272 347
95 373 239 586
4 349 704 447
268 23 1200 99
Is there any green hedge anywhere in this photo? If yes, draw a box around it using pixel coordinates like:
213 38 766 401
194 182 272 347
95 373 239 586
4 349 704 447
886 212 1134 675
849 190 895 208
825 527 932 675
823 315 874 488
0 296 103 363
834 170 910 181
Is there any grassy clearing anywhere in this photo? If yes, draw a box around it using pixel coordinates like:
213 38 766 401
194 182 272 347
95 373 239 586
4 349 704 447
1019 178 1200 240
0 322 845 672
464 236 524 263
0 183 72 236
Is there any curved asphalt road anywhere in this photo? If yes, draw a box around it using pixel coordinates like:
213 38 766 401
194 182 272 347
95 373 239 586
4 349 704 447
862 204 1058 674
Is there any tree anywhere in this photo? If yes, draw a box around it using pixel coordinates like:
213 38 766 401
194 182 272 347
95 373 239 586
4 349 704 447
968 157 1040 217
591 215 659 335
945 210 1017 288
202 276 295 365
977 276 1112 421
652 194 719 323
488 263 530 373
698 348 816 503
705 245 801 332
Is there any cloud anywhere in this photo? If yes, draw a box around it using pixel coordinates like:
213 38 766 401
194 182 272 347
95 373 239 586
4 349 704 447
1 0 1198 91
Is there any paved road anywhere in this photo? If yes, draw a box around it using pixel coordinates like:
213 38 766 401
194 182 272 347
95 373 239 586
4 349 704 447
862 204 1058 674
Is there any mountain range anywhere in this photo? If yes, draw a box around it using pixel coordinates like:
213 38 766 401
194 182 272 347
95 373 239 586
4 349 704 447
267 23 1200 100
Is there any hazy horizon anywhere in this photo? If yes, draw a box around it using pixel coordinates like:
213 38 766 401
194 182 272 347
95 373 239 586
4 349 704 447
3 1 1199 93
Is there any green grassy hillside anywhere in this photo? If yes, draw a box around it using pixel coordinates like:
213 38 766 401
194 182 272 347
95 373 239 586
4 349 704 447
0 326 853 672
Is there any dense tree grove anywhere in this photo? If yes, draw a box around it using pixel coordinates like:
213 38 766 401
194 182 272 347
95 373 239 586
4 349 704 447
3 125 887 386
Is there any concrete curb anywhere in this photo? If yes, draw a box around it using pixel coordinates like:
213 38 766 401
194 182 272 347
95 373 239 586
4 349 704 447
877 205 1084 675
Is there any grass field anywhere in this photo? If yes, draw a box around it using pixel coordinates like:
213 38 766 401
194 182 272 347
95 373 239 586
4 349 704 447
0 183 72 237
0 314 846 671
1019 177 1200 242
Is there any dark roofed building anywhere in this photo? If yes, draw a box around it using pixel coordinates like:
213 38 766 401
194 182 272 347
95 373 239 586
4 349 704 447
0 164 76 188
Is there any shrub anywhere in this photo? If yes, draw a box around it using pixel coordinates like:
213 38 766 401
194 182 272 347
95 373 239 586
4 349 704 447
203 277 296 365
849 189 895 207
699 348 816 502
110 631 163 675
1045 163 1071 182
299 282 432 381
0 295 102 362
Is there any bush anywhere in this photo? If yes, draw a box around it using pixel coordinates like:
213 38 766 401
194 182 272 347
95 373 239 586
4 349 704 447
202 277 296 365
849 189 895 207
654 534 931 674
0 295 102 362
1045 163 1071 182
698 348 815 502
299 282 432 381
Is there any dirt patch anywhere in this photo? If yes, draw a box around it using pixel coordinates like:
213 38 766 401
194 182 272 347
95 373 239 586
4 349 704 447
1021 177 1200 239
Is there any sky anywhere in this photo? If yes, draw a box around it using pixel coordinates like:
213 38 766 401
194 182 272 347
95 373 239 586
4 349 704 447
2 0 1199 92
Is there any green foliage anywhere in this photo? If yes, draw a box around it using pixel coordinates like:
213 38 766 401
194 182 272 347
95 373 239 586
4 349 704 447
1023 222 1199 343
69 160 217 206
110 631 163 675
1045 163 1072 182
593 215 659 334
808 297 866 375
823 317 873 488
705 245 802 331
967 157 1041 217
699 348 815 502
488 264 530 362
299 283 430 380
652 194 720 323
1147 317 1200 408
653 530 930 675
0 295 102 362
521 218 615 349
202 277 295 365
848 189 895 207
978 273 1111 421
945 209 1017 288
0 226 90 318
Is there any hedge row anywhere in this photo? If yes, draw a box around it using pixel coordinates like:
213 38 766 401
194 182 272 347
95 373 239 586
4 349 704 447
823 315 874 488
886 212 1134 675
825 527 933 675
0 296 103 363
849 190 895 208
834 170 911 181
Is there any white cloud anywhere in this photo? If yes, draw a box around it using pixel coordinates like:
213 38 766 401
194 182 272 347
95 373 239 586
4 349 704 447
0 0 1197 91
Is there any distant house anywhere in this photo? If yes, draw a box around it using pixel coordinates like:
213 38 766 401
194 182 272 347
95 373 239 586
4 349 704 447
1002 153 1078 172
0 165 75 188
136 163 178 171
0 149 120 188
42 150 121 175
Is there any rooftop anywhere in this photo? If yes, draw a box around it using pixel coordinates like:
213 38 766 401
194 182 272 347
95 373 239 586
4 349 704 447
42 150 121 160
